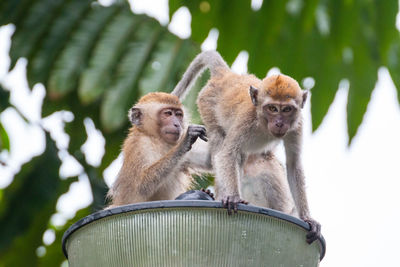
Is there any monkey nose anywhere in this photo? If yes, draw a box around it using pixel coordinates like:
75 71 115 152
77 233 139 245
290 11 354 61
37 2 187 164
275 122 283 128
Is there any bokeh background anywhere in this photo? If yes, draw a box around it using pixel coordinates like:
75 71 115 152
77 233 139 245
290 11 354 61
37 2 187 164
1 0 400 266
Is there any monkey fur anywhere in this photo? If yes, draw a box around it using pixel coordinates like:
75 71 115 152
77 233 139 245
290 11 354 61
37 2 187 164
171 51 321 244
107 92 210 207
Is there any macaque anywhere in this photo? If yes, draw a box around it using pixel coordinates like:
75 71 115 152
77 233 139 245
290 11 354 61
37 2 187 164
107 92 209 207
171 51 321 243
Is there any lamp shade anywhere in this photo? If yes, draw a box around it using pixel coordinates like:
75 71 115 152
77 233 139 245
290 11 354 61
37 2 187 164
63 200 325 266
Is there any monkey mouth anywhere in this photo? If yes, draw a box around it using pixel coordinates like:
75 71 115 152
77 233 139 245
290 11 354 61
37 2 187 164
165 131 180 136
273 133 285 138
271 130 286 138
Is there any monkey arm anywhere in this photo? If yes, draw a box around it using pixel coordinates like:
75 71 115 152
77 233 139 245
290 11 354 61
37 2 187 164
283 129 310 219
284 127 321 244
137 145 187 197
138 125 207 196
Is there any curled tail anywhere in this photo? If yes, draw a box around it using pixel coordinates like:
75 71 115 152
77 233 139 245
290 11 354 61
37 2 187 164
171 50 228 100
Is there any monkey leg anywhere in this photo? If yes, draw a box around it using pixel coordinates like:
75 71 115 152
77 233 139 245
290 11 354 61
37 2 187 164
241 153 298 216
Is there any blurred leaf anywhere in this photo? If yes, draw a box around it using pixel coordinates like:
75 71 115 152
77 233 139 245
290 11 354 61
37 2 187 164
0 85 10 112
170 0 220 44
0 0 34 27
300 0 320 32
78 9 140 104
375 0 398 64
306 32 343 131
168 0 185 19
0 133 77 266
387 36 400 106
347 37 379 144
0 123 9 151
85 164 109 211
27 0 92 88
328 0 357 52
100 19 163 132
181 61 209 124
38 208 91 267
48 2 121 98
43 94 110 211
213 0 253 64
99 131 125 173
243 0 289 77
191 173 214 190
138 31 184 94
8 0 66 70
0 84 11 151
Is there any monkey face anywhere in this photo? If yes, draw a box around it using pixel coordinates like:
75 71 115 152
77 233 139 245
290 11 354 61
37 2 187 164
158 107 184 144
263 103 298 138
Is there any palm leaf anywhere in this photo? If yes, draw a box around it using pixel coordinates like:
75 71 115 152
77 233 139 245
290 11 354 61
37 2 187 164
48 2 121 98
78 9 140 103
100 19 163 132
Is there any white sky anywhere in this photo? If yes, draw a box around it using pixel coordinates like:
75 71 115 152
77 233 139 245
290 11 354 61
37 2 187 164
1 0 400 266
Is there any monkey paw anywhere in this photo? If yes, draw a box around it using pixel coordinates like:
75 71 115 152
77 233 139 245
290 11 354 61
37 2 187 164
304 218 321 244
221 195 248 215
182 125 208 152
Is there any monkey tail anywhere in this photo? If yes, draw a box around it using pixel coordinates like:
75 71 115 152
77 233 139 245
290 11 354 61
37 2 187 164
171 50 228 100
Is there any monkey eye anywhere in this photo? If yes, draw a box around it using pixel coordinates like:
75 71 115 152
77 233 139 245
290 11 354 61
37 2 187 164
282 106 293 113
164 110 173 116
267 105 278 113
175 111 183 118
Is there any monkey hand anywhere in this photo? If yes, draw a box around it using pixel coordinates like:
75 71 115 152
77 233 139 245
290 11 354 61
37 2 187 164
181 125 208 152
303 217 321 244
220 194 248 215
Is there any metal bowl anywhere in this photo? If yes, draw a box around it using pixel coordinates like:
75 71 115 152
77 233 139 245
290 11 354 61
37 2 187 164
63 200 325 267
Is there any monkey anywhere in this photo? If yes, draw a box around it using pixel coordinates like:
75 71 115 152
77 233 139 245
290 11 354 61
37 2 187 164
106 92 210 207
171 51 321 244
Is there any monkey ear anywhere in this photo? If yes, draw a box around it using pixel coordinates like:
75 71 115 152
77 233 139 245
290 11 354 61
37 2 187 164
129 107 142 125
249 86 259 106
301 90 308 109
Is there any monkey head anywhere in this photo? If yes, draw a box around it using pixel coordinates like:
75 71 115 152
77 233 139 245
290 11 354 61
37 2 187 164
129 92 187 144
157 106 184 144
249 74 307 138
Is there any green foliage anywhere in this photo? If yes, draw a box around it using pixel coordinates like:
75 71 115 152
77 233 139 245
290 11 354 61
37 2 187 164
38 208 91 267
191 173 214 190
0 0 399 266
0 85 10 151
170 0 400 142
0 122 9 152
0 134 77 266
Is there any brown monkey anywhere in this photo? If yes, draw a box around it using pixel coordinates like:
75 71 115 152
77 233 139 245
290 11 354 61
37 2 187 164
107 92 209 207
171 51 320 244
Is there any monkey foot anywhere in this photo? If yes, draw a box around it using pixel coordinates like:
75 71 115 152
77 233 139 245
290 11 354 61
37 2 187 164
221 195 249 215
304 218 321 244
